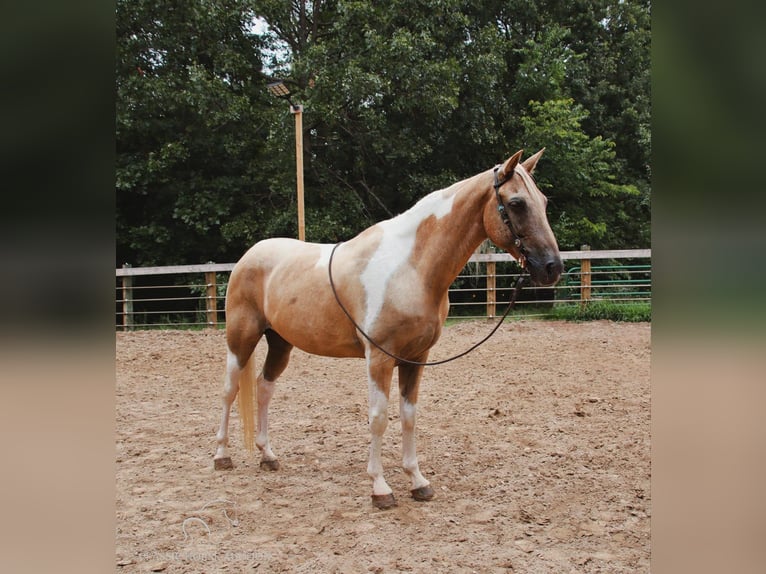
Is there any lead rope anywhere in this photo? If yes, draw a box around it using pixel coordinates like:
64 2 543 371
327 242 527 367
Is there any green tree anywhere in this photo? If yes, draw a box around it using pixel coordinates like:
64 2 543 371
116 0 276 265
519 98 640 249
302 0 471 220
116 0 651 266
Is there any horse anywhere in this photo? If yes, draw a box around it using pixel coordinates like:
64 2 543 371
213 149 563 509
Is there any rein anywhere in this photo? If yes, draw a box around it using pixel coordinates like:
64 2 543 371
327 241 527 367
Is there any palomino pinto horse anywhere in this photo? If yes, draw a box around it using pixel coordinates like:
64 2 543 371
214 149 563 509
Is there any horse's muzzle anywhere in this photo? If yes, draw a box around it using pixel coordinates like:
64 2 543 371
529 255 563 286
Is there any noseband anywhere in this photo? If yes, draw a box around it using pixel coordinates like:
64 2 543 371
493 165 528 268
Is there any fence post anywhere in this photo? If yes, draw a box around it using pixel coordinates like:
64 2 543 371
122 263 133 331
205 271 218 329
580 244 591 307
485 260 496 318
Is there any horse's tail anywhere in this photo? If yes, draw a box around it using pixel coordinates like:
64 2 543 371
236 352 257 453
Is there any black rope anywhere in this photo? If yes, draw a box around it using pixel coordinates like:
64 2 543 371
327 242 527 367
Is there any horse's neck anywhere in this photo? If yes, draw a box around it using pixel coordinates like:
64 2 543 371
382 172 490 293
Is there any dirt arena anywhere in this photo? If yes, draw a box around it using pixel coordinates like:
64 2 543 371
116 320 650 573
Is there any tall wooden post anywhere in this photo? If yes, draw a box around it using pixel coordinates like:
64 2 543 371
580 244 591 307
205 271 218 329
486 260 496 318
122 263 133 331
292 104 305 241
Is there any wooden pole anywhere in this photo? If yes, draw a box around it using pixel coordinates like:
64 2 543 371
122 263 133 331
205 271 218 328
486 260 496 318
580 244 591 307
292 104 305 241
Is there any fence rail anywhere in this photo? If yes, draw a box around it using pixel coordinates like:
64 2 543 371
116 247 650 330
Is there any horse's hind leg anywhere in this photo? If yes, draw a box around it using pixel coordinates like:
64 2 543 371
255 329 294 471
214 305 265 470
214 342 259 470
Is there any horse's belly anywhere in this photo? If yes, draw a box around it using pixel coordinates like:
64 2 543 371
286 332 365 358
271 311 364 358
263 280 364 358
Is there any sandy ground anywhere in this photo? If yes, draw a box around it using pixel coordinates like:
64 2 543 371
116 319 650 573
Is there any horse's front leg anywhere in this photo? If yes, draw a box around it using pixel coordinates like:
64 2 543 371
398 362 435 502
366 353 396 509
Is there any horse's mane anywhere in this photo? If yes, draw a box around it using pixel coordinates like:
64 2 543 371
384 170 487 227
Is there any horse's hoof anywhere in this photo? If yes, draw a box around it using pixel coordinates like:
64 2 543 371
371 493 397 510
411 485 435 501
214 457 233 470
259 459 280 471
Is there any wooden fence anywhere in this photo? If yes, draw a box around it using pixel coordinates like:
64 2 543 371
116 247 650 330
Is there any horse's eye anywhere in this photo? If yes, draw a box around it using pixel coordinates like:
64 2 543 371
508 197 527 212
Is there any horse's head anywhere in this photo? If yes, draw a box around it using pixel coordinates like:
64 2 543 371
483 149 563 286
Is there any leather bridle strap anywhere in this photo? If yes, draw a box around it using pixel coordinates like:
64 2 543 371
493 165 528 268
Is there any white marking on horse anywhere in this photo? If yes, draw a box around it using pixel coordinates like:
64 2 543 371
400 397 429 490
226 348 240 371
314 243 334 269
214 349 243 460
360 190 456 331
366 349 393 496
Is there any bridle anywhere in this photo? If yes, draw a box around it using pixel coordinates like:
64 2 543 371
493 164 529 269
326 168 530 367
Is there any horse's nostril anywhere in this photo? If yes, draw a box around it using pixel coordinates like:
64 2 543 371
546 258 563 279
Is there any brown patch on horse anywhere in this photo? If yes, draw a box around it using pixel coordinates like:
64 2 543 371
409 177 487 291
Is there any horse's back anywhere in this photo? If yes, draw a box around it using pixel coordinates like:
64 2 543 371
234 237 320 272
227 237 327 316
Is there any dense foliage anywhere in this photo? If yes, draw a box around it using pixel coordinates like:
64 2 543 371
117 0 650 266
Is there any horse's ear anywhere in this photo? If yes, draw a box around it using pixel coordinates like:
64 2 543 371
500 150 524 179
521 148 545 174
